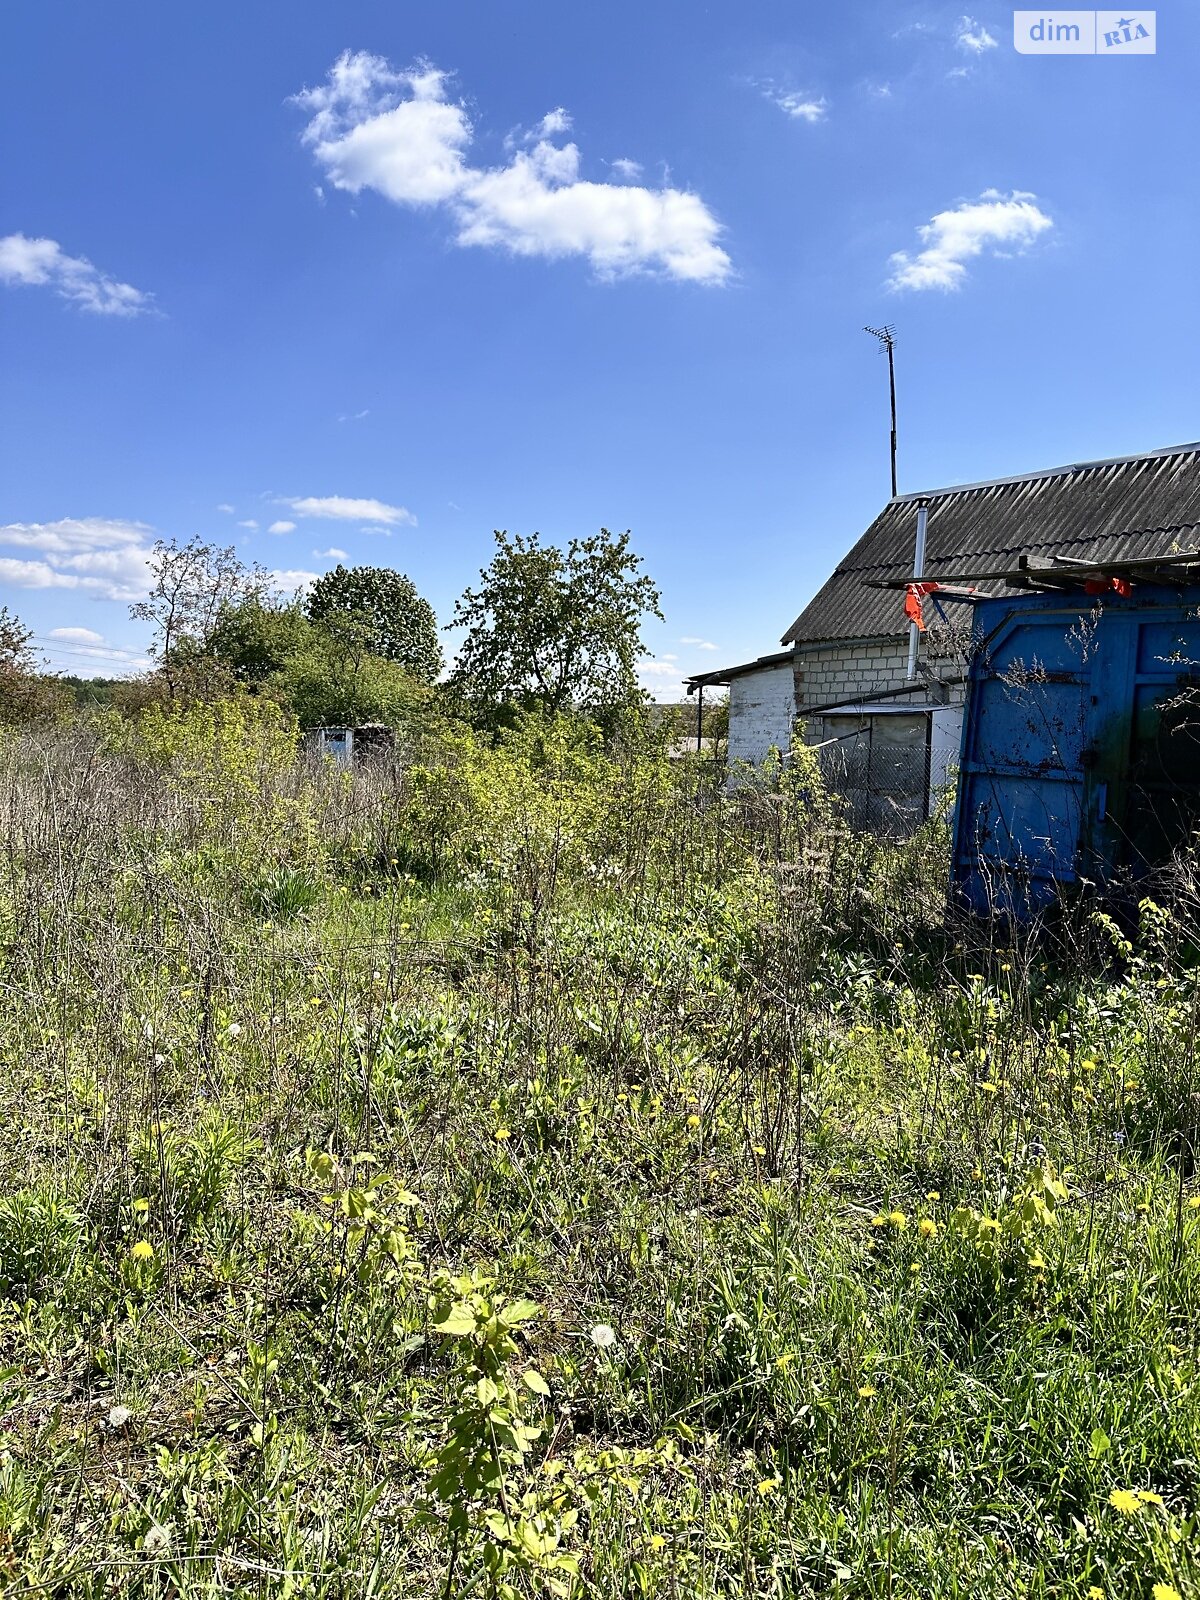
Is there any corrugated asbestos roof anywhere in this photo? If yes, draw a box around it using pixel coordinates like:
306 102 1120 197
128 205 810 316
782 443 1200 645
685 649 794 689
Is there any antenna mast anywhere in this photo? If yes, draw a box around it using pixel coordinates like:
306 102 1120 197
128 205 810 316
864 324 898 498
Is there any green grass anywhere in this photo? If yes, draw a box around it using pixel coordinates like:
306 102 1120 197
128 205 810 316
0 712 1196 1598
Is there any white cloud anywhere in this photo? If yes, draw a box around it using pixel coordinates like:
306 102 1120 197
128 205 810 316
270 568 322 595
216 503 235 514
282 494 415 526
237 519 259 530
888 189 1053 292
956 15 998 53
760 86 828 123
0 233 154 317
293 52 731 285
268 520 296 535
313 547 348 560
680 636 718 650
610 157 643 181
637 660 689 699
49 626 105 645
0 517 155 602
0 516 152 556
337 408 370 422
44 626 149 669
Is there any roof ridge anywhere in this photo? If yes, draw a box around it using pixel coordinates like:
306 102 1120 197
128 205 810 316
892 443 1200 503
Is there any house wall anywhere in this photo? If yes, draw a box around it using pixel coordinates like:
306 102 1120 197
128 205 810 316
726 662 797 766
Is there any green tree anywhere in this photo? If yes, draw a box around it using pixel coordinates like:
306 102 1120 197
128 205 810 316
272 614 427 729
208 599 315 685
130 537 273 697
305 565 442 682
0 607 69 725
447 529 662 727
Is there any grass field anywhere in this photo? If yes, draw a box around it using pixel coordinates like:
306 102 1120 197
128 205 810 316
0 704 1197 1598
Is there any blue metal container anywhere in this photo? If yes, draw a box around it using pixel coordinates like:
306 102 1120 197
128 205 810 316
951 585 1200 917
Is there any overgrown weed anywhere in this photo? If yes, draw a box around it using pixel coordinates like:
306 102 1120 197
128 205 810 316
0 712 1196 1598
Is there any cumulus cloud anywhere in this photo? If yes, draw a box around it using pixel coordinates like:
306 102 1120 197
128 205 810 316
282 494 415 526
956 15 999 52
680 636 718 650
313 546 348 560
0 518 155 602
760 85 828 123
45 626 150 669
888 189 1053 292
270 569 322 595
0 234 154 317
292 52 731 285
49 626 106 646
237 519 259 530
610 157 643 181
216 503 235 514
268 520 296 535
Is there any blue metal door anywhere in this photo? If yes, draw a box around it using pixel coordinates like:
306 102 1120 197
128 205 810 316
952 589 1200 918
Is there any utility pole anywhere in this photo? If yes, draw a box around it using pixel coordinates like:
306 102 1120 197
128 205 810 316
864 324 898 498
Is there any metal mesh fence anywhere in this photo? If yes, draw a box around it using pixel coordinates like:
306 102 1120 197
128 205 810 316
813 713 959 839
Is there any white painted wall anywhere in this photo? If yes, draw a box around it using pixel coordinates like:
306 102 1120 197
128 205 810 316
727 663 796 766
930 704 964 801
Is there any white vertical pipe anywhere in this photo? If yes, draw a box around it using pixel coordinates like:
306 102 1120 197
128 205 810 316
906 500 929 680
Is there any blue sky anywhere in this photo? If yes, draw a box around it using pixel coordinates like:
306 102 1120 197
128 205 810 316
1 2 1196 692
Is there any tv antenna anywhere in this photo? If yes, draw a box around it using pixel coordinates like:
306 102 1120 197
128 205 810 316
864 324 898 498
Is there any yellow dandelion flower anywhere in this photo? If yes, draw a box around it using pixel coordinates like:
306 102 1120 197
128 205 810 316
908 1262 921 1275
132 1198 150 1214
979 1081 998 1094
870 1214 887 1228
918 1218 938 1239
1136 1490 1164 1505
857 1384 877 1398
1151 1585 1180 1600
494 1127 510 1142
1108 1488 1141 1514
686 1114 701 1129
1187 1196 1200 1210
887 1210 907 1230
1087 1588 1104 1598
926 1190 941 1201
756 1478 780 1496
130 1240 154 1261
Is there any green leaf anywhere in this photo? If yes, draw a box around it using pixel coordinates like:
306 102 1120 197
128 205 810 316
1089 1427 1111 1460
433 1304 476 1337
522 1368 551 1396
499 1298 540 1326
